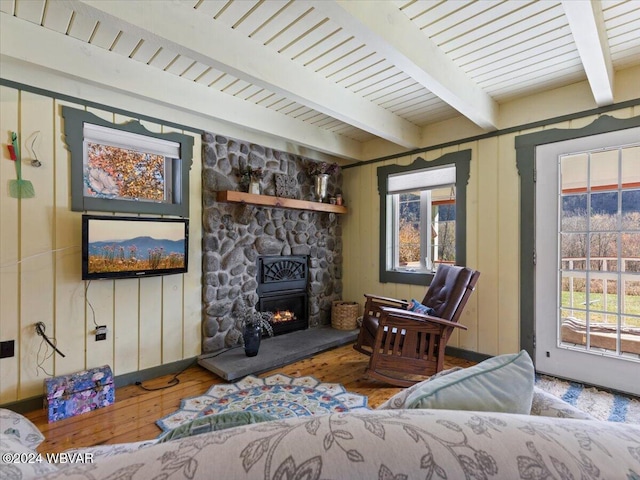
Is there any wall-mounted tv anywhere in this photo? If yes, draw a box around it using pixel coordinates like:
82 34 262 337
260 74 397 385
82 215 189 280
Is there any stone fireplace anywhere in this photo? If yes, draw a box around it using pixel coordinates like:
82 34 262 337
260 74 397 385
201 132 343 354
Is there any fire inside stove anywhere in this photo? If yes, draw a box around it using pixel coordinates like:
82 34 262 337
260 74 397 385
272 310 297 323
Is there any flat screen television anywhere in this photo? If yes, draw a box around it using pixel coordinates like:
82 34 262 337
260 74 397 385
82 215 189 280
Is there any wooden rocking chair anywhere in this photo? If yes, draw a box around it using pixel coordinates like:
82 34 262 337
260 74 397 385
354 264 480 387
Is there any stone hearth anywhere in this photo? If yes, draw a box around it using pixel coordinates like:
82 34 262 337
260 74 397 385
198 326 358 381
201 132 344 355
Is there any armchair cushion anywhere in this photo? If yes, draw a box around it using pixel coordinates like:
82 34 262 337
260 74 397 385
404 350 535 414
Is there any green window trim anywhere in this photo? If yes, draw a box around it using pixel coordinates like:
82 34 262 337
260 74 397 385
63 106 193 217
378 150 471 285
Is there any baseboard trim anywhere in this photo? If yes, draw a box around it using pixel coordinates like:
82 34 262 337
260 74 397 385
114 357 198 389
0 357 198 414
445 346 493 364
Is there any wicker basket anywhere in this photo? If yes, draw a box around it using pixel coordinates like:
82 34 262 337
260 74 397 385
331 301 359 330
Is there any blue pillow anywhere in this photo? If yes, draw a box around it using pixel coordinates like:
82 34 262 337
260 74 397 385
405 350 536 414
408 299 436 316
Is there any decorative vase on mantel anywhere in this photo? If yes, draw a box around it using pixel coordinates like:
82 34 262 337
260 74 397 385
248 180 261 195
243 322 262 357
314 174 329 203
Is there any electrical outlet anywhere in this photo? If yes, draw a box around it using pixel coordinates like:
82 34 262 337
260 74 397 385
0 340 15 358
95 326 107 341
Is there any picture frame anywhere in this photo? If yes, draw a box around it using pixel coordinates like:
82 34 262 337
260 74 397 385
63 106 193 216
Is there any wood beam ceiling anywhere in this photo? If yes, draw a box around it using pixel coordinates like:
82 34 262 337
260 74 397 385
69 0 423 150
0 13 363 160
309 0 498 130
562 0 614 106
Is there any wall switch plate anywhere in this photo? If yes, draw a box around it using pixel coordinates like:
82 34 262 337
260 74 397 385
0 340 15 358
95 326 107 341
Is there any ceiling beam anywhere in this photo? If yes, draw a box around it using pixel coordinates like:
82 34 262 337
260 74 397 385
562 0 614 106
0 13 363 160
66 0 422 149
308 0 498 130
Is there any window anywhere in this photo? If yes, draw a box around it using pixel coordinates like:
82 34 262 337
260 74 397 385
63 106 193 216
559 143 640 357
378 151 471 285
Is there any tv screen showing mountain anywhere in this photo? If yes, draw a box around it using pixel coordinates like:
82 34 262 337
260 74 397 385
82 215 188 279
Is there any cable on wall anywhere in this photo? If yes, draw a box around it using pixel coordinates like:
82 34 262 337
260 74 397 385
35 321 65 376
0 245 80 270
84 280 99 328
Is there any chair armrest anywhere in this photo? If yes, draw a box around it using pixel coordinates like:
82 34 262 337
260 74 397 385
364 294 408 308
379 306 468 330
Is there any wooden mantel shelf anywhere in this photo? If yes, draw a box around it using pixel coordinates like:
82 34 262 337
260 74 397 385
216 190 348 214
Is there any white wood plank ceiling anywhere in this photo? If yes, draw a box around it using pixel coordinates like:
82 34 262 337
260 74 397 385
1 0 639 160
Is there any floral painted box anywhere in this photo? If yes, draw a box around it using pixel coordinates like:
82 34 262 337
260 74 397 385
44 365 114 422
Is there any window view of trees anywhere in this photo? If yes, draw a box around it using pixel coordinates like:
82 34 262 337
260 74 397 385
560 185 640 343
397 192 456 268
399 193 420 265
435 204 456 263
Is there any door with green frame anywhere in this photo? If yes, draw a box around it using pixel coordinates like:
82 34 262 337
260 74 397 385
535 126 640 396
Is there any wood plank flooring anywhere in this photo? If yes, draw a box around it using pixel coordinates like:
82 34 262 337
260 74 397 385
25 344 475 454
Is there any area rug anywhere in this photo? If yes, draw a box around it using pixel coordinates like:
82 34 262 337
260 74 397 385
535 374 640 424
156 373 369 433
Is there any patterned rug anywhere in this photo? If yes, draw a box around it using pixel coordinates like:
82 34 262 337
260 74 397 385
157 373 369 433
535 374 640 424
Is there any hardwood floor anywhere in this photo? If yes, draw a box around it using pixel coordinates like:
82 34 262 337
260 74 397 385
25 344 475 454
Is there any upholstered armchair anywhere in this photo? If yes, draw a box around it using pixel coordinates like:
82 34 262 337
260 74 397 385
354 264 480 387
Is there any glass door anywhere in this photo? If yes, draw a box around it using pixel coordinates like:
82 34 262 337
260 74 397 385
535 127 640 396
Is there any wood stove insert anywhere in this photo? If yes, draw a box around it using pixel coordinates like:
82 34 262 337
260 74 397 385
257 255 309 336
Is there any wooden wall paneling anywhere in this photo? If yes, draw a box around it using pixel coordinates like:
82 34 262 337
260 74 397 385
377 158 399 301
360 164 380 300
108 114 143 374
354 163 369 301
182 131 202 358
343 165 364 306
53 99 87 376
458 141 480 353
160 126 185 364
138 277 163 369
135 119 164 369
19 91 56 397
84 107 117 371
496 133 520 354
476 136 500 356
84 276 114 370
0 85 20 403
113 278 140 375
341 166 360 308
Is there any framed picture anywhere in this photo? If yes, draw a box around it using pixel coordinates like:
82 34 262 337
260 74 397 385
63 106 193 216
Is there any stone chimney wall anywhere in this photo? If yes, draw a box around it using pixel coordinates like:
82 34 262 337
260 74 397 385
201 132 344 353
